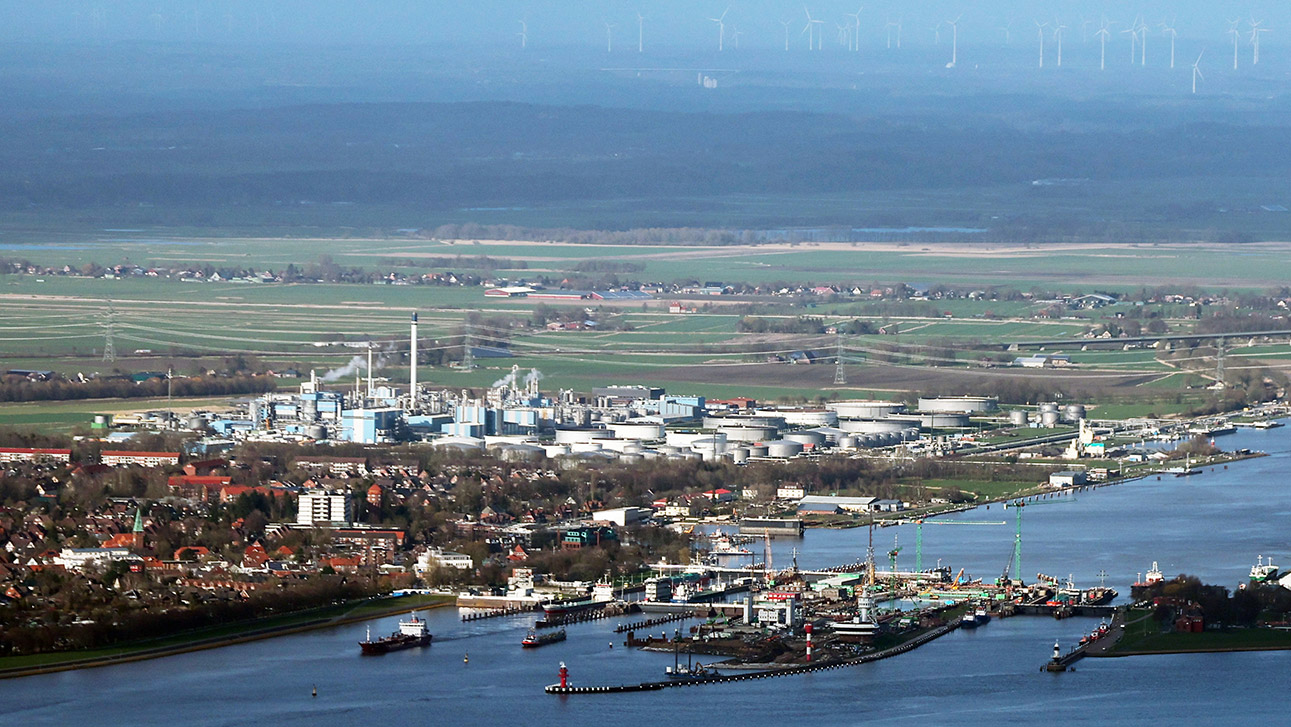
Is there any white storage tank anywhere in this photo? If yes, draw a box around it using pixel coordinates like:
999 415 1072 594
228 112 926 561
768 409 839 427
828 400 907 418
766 440 804 458
1009 410 1029 427
543 444 572 458
730 447 750 464
838 436 858 449
719 425 780 443
667 431 728 449
1040 411 1061 427
1063 404 1087 422
784 431 826 448
747 444 770 457
918 396 998 413
917 412 970 428
555 427 613 445
837 418 909 434
609 422 666 440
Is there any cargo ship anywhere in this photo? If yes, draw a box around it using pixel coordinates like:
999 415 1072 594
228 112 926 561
522 627 566 648
360 615 432 654
1250 555 1279 583
1131 561 1165 597
541 582 616 617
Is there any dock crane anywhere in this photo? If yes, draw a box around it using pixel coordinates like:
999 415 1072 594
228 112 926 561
893 518 1006 573
1001 496 1070 586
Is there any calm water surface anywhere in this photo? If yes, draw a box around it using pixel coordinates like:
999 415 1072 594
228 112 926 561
4 425 1290 725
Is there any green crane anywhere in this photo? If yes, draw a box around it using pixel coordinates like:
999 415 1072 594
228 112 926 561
898 518 1006 574
1001 496 1072 585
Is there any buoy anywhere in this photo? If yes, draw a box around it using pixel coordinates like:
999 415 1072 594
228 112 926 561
609 642 613 649
312 685 317 697
464 652 469 664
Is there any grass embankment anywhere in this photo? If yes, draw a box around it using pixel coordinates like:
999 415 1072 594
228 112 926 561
0 592 452 678
1105 608 1291 656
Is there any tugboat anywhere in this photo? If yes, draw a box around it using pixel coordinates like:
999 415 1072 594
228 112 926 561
521 627 567 648
360 615 432 654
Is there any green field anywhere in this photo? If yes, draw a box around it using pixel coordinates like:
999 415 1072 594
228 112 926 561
3 236 1286 407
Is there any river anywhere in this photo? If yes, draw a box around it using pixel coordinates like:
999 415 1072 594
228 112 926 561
4 425 1290 725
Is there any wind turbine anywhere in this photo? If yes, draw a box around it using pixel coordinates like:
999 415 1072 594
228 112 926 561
780 19 792 51
517 19 527 49
636 12 644 53
1035 20 1048 68
1160 20 1177 69
946 15 961 68
731 27 743 49
885 18 897 49
1053 21 1067 67
1121 21 1138 65
708 7 729 51
846 7 864 52
931 21 943 45
1228 19 1242 70
605 22 616 53
1250 20 1270 65
1080 17 1093 43
998 21 1012 45
1142 24 1149 66
1191 50 1204 94
1095 22 1111 70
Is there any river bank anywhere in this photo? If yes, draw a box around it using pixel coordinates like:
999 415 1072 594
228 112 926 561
0 593 451 680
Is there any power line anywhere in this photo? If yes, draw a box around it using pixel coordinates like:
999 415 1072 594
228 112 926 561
101 300 117 362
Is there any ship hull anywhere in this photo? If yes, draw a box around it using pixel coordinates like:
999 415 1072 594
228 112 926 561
360 634 432 654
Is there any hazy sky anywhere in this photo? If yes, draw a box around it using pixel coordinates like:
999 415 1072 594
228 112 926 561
5 1 1286 49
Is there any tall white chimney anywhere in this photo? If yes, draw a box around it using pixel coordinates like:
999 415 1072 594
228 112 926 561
410 312 419 403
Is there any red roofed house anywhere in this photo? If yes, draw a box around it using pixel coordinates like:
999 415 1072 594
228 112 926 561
702 488 736 503
243 542 270 569
183 458 229 476
168 475 231 500
367 483 383 507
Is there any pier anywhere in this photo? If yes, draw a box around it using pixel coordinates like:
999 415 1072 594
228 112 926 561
546 621 960 694
460 605 535 621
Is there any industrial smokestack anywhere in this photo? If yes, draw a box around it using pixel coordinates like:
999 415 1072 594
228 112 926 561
410 312 419 404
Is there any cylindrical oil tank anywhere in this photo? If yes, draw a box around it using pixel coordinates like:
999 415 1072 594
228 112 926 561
812 427 846 444
747 445 770 457
639 449 662 460
688 437 728 456
618 452 645 464
569 441 604 453
680 451 703 461
859 434 879 447
838 436 858 449
917 413 970 428
1064 404 1087 422
770 410 839 427
1009 410 1029 427
828 400 907 418
1040 402 1060 414
657 445 681 455
608 422 665 440
784 431 826 448
730 447 750 464
702 415 786 430
306 424 327 440
719 425 780 443
667 431 728 449
543 444 571 458
1041 411 1061 427
620 442 644 454
500 444 545 462
187 415 208 430
838 418 909 434
766 440 804 458
554 428 612 445
918 396 999 413
902 427 921 441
